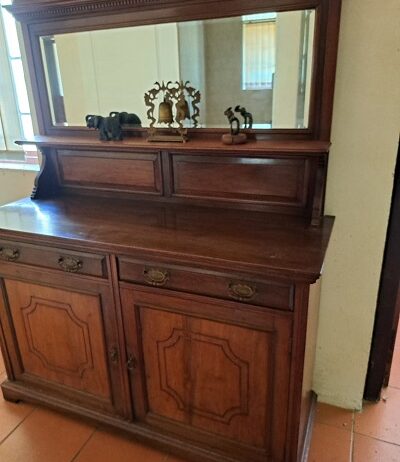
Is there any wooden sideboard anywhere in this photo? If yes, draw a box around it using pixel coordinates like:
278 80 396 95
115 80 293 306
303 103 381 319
0 0 341 460
0 138 333 462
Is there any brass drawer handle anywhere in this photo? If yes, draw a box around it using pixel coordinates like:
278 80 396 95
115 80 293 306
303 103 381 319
143 268 169 287
229 282 256 301
58 256 83 273
0 247 20 262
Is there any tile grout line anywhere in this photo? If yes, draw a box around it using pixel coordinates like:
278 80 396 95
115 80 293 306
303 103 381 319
70 426 98 462
0 405 37 446
349 411 355 462
352 431 400 448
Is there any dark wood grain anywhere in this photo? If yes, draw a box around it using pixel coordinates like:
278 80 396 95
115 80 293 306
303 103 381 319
56 150 163 195
170 154 308 207
0 239 106 277
118 256 294 310
0 196 333 282
17 136 331 154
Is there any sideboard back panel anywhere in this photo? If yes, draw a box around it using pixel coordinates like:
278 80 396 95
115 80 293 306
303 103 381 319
170 154 309 208
56 150 163 195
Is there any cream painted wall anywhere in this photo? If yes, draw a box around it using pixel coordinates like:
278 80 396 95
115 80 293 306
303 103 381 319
54 24 180 126
0 169 36 206
272 11 302 127
314 0 400 410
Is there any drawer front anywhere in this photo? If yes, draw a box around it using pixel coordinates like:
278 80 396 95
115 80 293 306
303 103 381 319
0 240 106 278
118 257 293 310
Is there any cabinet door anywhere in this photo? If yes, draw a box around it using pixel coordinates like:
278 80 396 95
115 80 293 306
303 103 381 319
121 287 292 462
2 278 125 416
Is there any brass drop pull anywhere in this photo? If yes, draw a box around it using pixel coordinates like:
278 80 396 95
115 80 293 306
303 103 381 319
143 267 169 287
228 282 256 301
0 247 20 262
126 354 137 371
58 256 83 273
109 347 118 364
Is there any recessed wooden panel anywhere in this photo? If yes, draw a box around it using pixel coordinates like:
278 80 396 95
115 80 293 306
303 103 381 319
141 307 269 447
57 150 162 194
171 154 309 207
5 279 112 401
121 289 293 462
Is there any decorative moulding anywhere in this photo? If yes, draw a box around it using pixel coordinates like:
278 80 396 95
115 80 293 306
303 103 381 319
7 0 203 22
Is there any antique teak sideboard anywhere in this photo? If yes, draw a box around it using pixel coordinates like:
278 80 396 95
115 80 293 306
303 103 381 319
0 1 341 461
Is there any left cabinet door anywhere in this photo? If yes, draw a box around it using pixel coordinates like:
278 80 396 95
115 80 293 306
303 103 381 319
0 278 126 417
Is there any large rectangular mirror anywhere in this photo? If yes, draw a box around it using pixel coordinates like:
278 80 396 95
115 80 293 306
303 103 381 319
40 8 315 130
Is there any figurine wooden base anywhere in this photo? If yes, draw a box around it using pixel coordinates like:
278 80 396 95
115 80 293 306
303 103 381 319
221 133 247 145
147 128 188 143
148 134 187 143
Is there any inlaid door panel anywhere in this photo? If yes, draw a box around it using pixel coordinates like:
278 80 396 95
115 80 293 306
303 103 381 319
4 279 115 410
121 287 292 461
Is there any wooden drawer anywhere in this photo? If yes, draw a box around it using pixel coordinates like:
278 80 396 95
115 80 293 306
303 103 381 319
118 257 293 310
0 240 106 278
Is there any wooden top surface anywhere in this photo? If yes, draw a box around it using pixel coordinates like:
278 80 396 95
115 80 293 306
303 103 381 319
18 136 330 156
0 196 334 282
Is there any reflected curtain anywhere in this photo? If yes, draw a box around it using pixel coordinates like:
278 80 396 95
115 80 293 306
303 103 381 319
242 20 276 90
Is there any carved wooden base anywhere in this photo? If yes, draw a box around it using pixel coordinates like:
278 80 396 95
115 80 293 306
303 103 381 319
0 380 246 462
1 378 315 462
221 133 247 145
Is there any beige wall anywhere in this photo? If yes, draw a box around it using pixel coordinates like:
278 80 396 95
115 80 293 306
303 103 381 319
272 11 302 127
203 18 273 127
314 0 400 409
0 169 36 206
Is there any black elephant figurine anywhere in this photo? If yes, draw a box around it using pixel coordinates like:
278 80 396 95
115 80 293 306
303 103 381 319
109 111 142 126
85 114 122 141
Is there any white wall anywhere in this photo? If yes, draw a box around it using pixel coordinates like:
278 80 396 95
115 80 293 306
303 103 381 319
314 0 400 410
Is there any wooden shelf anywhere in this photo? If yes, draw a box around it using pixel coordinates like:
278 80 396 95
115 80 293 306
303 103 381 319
0 196 333 282
16 135 331 156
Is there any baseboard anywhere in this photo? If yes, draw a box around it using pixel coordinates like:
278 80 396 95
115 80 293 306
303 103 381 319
301 391 317 462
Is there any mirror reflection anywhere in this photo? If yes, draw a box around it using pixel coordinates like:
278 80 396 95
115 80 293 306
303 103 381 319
41 9 315 130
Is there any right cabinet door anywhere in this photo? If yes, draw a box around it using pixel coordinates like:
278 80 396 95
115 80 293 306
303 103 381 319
121 287 292 462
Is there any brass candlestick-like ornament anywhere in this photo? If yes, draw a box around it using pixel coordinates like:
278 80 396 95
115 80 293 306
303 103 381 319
144 81 201 143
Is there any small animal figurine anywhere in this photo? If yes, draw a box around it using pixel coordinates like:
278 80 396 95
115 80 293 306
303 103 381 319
109 111 142 126
235 105 253 129
222 106 247 145
224 107 240 135
85 114 122 141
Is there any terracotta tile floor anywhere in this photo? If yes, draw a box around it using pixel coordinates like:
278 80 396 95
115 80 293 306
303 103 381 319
308 330 400 462
0 338 400 462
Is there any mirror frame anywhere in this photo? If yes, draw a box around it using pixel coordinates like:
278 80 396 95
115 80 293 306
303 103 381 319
8 0 342 141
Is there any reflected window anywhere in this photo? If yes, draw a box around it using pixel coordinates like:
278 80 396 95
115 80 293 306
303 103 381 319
0 0 37 163
242 13 276 91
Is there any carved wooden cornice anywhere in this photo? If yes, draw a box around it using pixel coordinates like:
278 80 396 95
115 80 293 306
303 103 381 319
6 0 182 23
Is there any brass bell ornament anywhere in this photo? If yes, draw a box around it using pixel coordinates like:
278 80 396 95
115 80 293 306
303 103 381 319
158 96 173 124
